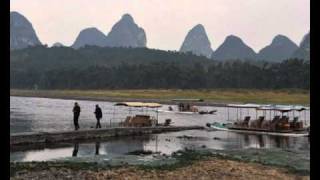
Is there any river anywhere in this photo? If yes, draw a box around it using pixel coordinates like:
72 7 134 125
10 96 310 165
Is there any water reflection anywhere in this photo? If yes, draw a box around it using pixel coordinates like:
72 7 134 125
244 134 250 146
71 141 102 157
103 136 150 155
72 142 79 157
233 134 295 149
95 142 100 155
257 135 265 147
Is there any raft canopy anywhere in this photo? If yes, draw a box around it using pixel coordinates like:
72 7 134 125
257 105 309 112
172 99 204 102
115 102 162 108
226 103 263 108
227 103 309 112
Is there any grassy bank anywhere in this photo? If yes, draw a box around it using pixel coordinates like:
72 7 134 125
10 89 309 105
11 150 309 179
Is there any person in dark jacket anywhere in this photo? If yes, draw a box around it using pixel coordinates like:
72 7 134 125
94 104 102 129
73 102 81 130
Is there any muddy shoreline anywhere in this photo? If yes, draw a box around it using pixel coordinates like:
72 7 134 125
11 154 309 180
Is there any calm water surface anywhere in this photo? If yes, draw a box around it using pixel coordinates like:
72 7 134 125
10 96 310 162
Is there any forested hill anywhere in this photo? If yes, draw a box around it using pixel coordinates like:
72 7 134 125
10 46 309 89
10 45 212 68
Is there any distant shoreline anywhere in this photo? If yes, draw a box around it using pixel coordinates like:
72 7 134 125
10 94 229 107
10 89 310 106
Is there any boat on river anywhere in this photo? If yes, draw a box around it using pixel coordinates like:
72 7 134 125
206 104 309 137
114 102 164 127
157 99 217 115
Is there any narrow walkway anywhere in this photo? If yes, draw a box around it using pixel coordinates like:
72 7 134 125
10 126 204 146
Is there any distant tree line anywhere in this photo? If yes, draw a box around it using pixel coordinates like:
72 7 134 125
10 46 310 90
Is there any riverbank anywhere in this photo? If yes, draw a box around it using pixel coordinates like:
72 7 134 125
10 156 308 180
10 89 310 105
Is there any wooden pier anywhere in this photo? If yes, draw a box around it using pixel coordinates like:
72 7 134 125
10 126 204 146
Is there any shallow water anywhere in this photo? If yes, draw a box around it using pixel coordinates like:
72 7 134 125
10 96 310 165
10 130 310 162
10 96 310 133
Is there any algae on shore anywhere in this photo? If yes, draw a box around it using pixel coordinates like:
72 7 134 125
11 148 309 179
10 149 309 180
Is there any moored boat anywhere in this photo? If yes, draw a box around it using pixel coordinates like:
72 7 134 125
156 109 216 115
206 104 309 137
156 99 217 115
206 122 308 137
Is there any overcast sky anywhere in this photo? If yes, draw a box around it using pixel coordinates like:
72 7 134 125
10 0 310 52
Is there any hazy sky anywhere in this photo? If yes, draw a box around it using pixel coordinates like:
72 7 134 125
10 0 310 52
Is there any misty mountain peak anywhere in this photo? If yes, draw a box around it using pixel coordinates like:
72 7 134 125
193 24 205 31
258 34 298 62
212 35 256 60
10 11 42 50
272 35 296 46
105 14 147 48
121 14 134 22
300 32 310 48
225 35 243 44
52 42 64 47
179 24 213 58
10 11 28 26
291 32 309 60
79 27 104 36
71 27 108 49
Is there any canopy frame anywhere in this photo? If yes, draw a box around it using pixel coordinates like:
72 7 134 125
226 103 309 122
112 102 162 126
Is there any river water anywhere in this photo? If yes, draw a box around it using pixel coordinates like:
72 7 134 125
10 96 310 166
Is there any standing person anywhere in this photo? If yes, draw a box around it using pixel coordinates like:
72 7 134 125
73 102 81 130
94 104 102 129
